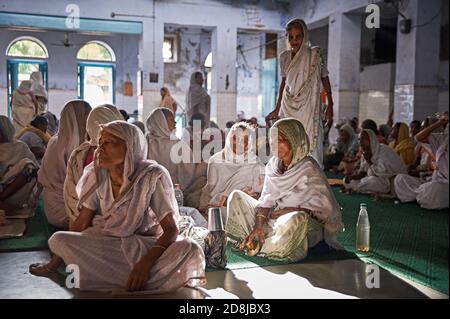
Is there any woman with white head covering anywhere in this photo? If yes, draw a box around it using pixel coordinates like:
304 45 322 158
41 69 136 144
226 118 344 262
11 80 37 131
199 122 265 215
265 18 334 167
146 107 207 208
0 116 39 215
324 124 359 171
30 71 48 114
30 121 205 293
343 129 407 194
38 100 91 229
186 71 211 128
101 103 125 120
64 106 122 225
394 115 449 210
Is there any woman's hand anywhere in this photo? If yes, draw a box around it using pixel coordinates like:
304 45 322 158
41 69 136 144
265 110 279 123
126 257 152 292
240 226 265 249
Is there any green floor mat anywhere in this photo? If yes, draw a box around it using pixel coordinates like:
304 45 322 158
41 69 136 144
332 187 449 295
0 200 58 252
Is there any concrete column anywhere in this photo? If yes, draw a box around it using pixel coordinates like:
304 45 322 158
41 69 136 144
394 0 442 123
327 12 362 121
211 26 237 128
139 16 164 122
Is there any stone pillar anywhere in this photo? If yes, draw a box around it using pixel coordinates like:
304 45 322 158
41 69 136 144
327 12 362 121
211 26 237 128
139 17 164 122
394 0 442 123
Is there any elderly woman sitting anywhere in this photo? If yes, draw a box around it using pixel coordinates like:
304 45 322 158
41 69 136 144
225 118 344 262
323 124 359 172
199 122 265 217
16 115 51 163
389 122 415 167
64 106 122 227
343 129 407 195
30 121 205 293
0 116 39 215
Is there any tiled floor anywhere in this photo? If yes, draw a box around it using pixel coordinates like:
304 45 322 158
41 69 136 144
0 250 447 299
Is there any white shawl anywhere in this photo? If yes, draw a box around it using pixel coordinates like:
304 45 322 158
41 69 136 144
64 106 122 222
38 100 91 196
258 118 343 249
76 121 179 266
360 129 407 178
186 73 211 126
279 19 323 156
146 107 197 188
0 115 38 183
11 80 36 131
200 123 265 207
30 71 48 113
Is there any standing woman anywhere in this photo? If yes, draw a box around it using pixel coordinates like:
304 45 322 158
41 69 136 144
186 72 211 128
266 18 333 167
38 100 91 229
160 87 177 114
11 80 37 132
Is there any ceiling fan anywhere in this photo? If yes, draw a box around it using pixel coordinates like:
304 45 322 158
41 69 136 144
50 33 84 47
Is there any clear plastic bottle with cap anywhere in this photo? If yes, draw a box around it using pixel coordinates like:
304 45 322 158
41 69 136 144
356 203 370 252
174 184 183 207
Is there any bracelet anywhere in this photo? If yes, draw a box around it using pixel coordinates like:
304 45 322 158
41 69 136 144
256 213 267 220
153 244 167 251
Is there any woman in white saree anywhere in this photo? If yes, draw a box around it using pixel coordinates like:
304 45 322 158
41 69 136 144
343 129 407 194
199 122 265 216
265 18 334 167
186 72 211 128
30 121 205 293
146 107 207 209
0 116 39 214
11 80 37 132
64 106 122 226
226 118 344 262
38 100 91 228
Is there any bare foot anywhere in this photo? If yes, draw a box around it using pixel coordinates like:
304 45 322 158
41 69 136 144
29 263 56 276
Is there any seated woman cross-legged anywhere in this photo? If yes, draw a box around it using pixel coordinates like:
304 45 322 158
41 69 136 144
30 121 205 293
225 118 344 262
343 129 407 195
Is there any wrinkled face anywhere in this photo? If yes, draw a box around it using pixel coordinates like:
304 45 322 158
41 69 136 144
410 123 421 137
97 130 127 169
288 27 304 53
230 129 249 155
359 131 371 153
271 130 292 161
165 112 176 132
195 73 204 86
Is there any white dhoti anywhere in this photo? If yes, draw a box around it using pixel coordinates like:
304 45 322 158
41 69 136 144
394 174 449 210
49 231 205 292
225 190 323 262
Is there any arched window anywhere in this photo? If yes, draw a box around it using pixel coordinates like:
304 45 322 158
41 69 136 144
6 36 48 58
77 41 116 106
77 41 115 62
204 52 212 91
6 37 48 117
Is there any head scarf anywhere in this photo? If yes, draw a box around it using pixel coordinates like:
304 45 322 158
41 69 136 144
86 106 123 147
221 122 257 164
0 115 16 143
99 104 125 121
132 120 146 134
16 80 32 95
270 118 310 170
160 87 177 113
145 107 174 139
57 100 92 160
361 129 380 160
390 122 413 152
97 120 148 192
29 72 48 101
285 18 311 55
